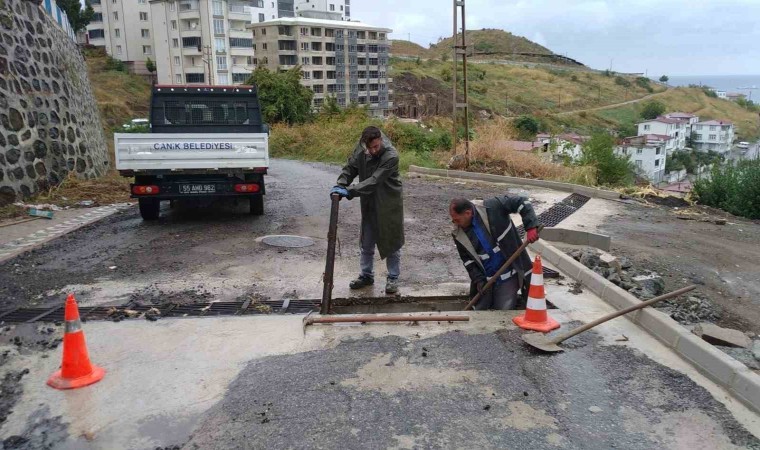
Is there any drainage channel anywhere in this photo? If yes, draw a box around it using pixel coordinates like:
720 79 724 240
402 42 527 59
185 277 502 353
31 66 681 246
0 295 558 324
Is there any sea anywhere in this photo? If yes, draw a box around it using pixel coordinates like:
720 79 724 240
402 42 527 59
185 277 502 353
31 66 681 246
666 74 760 101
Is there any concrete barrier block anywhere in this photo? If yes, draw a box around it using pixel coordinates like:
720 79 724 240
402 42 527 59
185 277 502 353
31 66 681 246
675 333 748 386
600 284 642 311
635 308 688 348
731 370 760 414
577 267 609 297
587 233 611 252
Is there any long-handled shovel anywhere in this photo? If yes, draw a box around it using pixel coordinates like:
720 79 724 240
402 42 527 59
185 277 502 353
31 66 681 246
321 194 341 315
522 285 696 353
463 225 544 311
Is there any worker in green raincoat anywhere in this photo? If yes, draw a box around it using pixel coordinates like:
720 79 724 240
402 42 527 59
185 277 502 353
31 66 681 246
331 126 405 294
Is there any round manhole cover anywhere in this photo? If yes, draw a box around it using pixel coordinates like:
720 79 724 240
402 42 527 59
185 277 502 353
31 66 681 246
260 235 315 248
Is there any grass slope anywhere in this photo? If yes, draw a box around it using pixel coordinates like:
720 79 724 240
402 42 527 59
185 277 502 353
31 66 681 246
429 29 554 59
391 58 664 116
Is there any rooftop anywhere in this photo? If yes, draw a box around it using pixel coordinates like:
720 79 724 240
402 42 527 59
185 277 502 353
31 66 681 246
639 117 684 125
697 119 734 126
664 112 697 119
247 17 392 32
620 134 672 146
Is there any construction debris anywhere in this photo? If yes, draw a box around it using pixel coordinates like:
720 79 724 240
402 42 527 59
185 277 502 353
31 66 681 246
693 323 751 349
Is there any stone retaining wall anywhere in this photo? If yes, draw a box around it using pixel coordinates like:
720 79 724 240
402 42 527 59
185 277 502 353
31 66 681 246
0 0 107 205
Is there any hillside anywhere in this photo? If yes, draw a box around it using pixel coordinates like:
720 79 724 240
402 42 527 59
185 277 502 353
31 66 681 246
553 87 760 141
429 29 554 58
390 40 430 58
391 58 664 117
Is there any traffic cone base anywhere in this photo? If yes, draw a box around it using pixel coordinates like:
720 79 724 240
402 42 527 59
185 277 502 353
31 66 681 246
513 255 561 333
512 314 560 333
47 365 105 390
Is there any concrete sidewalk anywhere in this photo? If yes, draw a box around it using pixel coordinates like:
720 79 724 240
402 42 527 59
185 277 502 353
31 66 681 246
1 280 758 448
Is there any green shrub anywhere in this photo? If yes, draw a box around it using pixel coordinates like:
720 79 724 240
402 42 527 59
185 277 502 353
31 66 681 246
578 132 634 186
105 56 127 72
513 115 539 139
692 161 760 218
614 76 631 87
570 74 579 82
640 100 666 119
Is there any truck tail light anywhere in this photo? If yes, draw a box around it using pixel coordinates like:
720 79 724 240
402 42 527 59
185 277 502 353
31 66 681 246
234 183 260 193
132 185 160 195
252 168 267 174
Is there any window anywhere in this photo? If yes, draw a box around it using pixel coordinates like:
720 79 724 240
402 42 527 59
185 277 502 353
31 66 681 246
174 56 180 65
232 73 250 83
217 73 229 84
229 38 253 47
312 57 322 65
113 11 119 20
709 134 717 140
252 44 256 51
279 40 296 51
329 3 335 10
636 148 643 155
141 29 150 38
379 70 386 78
213 0 223 15
379 33 386 40
301 42 310 51
358 96 366 104
326 57 335 65
370 95 379 103
88 29 105 39
327 84 337 93
302 57 310 65
262 28 266 35
357 31 365 39
143 45 152 55
311 28 322 37
709 125 716 131
369 70 379 78
214 19 225 35
313 70 323 79
186 73 205 83
216 37 226 52
358 70 366 79
358 83 366 91
358 57 366 65
92 13 103 22
368 44 378 52
216 56 227 70
327 71 336 79
326 43 335 51
175 74 182 83
340 5 343 10
369 58 378 65
171 20 177 30
357 44 365 52
302 71 311 80
139 12 148 21
635 160 643 168
247 56 254 65
114 28 120 38
300 27 308 36
696 125 703 130
182 36 202 48
173 38 179 48
262 43 268 50
115 45 122 55
349 45 356 52
170 1 175 10
138 0 146 3
259 13 265 22
654 159 660 167
655 147 661 155
696 134 703 140
325 28 334 37
368 31 377 40
254 0 263 6
311 42 322 51
314 98 324 107
279 55 297 65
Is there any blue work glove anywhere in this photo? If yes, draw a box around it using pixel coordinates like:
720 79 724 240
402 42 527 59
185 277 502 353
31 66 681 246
330 186 349 198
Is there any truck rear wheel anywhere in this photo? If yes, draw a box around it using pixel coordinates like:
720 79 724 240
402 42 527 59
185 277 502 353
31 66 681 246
139 198 160 220
249 195 264 216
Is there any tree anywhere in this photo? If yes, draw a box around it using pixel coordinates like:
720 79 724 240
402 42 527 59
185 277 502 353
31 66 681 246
246 67 313 125
640 100 666 120
56 0 94 33
579 132 633 186
513 115 539 139
145 57 156 74
659 75 669 83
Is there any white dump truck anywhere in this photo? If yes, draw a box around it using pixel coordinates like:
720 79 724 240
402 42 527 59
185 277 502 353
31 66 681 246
115 85 269 220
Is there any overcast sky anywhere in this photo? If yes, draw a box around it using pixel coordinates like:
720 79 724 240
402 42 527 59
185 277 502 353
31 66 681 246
351 0 760 76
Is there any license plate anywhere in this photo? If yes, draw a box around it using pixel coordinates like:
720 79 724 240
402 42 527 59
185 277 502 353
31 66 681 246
179 184 216 194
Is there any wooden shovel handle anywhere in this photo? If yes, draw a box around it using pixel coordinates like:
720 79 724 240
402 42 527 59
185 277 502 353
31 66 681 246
550 285 696 345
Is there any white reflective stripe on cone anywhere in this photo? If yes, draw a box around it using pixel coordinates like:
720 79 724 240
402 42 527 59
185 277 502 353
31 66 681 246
530 274 544 286
498 223 513 241
527 297 547 310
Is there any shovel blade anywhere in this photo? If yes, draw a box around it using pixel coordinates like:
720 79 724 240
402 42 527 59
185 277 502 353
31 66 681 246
522 332 564 353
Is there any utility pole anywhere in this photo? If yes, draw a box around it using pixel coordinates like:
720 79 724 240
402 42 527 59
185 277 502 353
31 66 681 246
452 0 470 164
202 45 214 85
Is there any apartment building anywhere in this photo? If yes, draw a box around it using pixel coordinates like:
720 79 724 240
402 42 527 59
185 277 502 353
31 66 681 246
249 17 392 116
691 120 735 153
637 116 687 154
150 0 255 85
614 134 668 183
251 0 278 23
294 0 349 20
86 0 156 74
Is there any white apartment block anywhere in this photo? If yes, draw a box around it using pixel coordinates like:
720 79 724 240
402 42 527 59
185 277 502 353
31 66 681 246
86 0 156 74
295 0 349 20
615 134 668 183
691 120 735 154
637 117 686 154
251 0 278 23
150 0 255 86
248 17 393 116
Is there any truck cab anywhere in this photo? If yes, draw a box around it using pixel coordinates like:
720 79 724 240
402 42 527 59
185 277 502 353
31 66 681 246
115 85 269 220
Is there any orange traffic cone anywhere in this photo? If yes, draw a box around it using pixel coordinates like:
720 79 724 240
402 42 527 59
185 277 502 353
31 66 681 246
513 255 560 333
47 294 105 390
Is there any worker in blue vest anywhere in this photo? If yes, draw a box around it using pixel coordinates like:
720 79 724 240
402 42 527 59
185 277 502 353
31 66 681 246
449 196 540 309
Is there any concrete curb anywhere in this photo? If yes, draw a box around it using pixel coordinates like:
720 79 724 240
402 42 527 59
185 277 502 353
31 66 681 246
541 227 611 251
533 240 760 414
408 165 621 200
